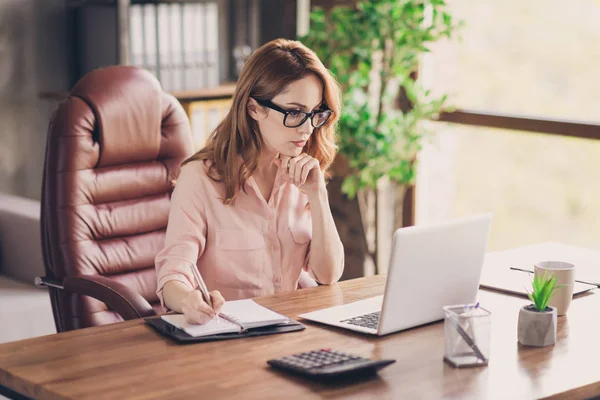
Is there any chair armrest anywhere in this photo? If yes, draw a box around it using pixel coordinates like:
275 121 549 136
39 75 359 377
62 275 156 320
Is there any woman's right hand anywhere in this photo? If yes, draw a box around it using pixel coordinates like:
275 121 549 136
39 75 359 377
180 289 225 324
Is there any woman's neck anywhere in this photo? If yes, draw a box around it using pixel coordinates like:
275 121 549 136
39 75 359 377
255 152 279 178
251 153 279 202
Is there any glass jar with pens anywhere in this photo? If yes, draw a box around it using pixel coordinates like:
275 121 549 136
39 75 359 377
443 303 491 368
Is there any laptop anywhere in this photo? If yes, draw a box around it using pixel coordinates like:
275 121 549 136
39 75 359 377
298 214 493 336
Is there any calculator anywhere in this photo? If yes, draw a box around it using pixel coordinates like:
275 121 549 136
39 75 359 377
267 348 395 380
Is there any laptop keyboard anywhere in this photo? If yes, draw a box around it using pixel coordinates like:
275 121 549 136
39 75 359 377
340 311 380 330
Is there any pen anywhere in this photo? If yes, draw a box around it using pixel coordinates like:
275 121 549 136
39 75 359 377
189 264 220 323
448 312 487 363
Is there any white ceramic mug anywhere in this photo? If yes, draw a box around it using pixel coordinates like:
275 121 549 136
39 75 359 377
533 261 575 316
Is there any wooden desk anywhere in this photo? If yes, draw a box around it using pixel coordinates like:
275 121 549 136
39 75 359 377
1 275 599 400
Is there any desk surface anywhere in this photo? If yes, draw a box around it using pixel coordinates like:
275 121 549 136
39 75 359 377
1 275 599 400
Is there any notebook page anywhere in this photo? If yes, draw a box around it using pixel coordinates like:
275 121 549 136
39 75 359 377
220 299 289 329
161 314 241 337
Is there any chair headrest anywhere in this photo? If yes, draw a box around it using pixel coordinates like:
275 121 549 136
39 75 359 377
71 66 163 168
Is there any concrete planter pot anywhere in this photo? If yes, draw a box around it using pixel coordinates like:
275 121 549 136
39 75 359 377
517 305 557 347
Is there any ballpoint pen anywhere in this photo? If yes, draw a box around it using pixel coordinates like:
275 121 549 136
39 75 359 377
509 266 599 288
448 304 487 364
189 264 220 323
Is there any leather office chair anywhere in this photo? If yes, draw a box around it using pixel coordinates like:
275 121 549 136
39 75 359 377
38 66 194 332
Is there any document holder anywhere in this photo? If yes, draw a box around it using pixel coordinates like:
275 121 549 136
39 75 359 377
145 317 305 344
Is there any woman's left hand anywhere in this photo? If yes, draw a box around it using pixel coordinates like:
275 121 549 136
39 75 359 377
278 154 325 196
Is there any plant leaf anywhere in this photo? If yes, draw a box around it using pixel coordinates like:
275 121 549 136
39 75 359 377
528 270 559 311
302 0 462 194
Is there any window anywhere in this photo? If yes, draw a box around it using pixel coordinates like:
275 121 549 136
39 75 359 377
417 123 600 251
424 0 600 122
418 0 600 251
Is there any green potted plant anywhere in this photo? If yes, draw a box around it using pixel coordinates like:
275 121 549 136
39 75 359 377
518 272 561 347
300 0 458 276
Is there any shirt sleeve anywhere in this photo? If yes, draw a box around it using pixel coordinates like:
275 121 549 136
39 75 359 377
155 162 207 310
303 240 345 284
303 242 312 274
301 242 320 283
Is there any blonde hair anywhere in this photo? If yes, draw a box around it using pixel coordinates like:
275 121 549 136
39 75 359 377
183 38 341 204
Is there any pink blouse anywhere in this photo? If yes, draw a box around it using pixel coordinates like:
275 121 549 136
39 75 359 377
155 160 315 308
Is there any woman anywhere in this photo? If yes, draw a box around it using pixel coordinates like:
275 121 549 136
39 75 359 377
155 38 344 324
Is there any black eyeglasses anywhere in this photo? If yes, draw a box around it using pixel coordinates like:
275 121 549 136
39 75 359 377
253 98 333 128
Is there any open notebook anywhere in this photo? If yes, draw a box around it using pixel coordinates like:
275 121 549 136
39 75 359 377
480 242 599 296
161 299 290 337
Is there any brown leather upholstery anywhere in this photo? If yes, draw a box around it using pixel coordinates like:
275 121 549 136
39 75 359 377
41 66 193 332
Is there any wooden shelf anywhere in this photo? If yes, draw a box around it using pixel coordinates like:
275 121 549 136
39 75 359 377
170 83 236 101
39 83 236 103
67 0 212 7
